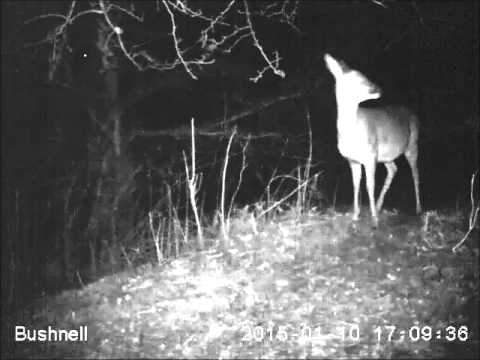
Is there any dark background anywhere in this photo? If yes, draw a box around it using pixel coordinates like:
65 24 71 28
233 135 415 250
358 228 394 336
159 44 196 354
1 1 478 307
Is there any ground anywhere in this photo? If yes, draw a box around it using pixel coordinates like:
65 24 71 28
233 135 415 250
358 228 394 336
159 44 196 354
3 207 479 359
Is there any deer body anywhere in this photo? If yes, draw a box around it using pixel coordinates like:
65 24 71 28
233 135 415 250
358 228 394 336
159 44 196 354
325 54 421 226
337 106 417 163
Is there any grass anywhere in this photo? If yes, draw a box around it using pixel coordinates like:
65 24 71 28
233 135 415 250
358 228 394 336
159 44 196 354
3 206 479 359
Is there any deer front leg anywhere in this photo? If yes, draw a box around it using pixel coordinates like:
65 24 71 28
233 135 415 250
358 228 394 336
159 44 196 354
349 161 362 221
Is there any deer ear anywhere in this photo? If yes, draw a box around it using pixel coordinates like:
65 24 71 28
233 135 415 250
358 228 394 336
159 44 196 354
324 53 343 76
338 59 349 71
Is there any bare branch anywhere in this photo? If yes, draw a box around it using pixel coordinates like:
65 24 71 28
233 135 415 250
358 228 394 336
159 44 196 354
199 0 236 48
238 0 300 32
110 3 144 22
130 91 301 142
243 0 286 82
162 0 198 79
24 13 67 24
70 9 104 22
209 91 301 128
98 0 142 70
166 0 209 20
23 0 296 81
371 0 388 8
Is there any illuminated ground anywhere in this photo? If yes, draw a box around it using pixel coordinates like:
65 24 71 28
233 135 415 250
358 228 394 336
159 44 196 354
4 207 479 359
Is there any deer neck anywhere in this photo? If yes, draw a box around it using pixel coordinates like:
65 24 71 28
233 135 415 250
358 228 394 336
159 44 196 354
334 97 369 160
335 97 361 135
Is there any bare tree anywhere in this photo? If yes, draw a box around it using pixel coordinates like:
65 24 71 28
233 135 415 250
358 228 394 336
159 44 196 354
21 0 299 278
25 0 299 82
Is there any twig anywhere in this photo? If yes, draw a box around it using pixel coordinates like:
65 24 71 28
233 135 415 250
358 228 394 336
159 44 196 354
220 127 237 241
243 0 285 82
453 171 479 252
162 0 198 79
148 210 163 265
183 118 204 248
300 102 313 211
256 174 318 219
228 135 251 223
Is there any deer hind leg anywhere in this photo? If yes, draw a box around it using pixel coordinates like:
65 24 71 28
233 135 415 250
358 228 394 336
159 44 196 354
376 161 397 212
405 148 422 214
364 160 378 227
349 161 362 221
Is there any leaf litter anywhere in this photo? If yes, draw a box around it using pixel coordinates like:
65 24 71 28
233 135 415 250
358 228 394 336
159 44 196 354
4 208 479 358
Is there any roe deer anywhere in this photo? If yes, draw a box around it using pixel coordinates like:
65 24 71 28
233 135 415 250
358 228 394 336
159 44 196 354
324 53 421 227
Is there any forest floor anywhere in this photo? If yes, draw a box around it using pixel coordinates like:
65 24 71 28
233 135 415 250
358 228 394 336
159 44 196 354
3 206 479 359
